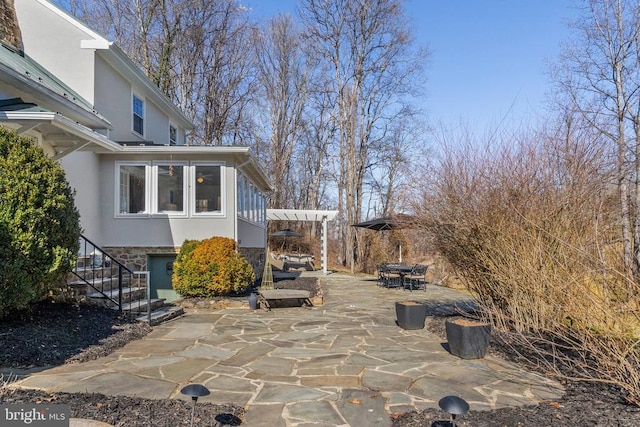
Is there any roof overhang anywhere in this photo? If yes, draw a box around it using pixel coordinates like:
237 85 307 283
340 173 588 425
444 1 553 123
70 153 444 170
0 61 112 130
267 209 339 222
0 111 122 159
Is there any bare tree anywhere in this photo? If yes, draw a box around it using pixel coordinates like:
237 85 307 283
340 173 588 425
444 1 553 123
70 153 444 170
62 0 256 146
300 0 426 271
554 0 640 282
198 1 256 145
0 0 23 50
294 85 337 212
253 14 310 208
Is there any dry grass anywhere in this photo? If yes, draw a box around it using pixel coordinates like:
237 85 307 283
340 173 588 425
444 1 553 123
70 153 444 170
413 125 640 404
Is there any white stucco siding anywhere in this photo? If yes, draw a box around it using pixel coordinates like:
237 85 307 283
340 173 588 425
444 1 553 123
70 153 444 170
93 56 142 142
15 1 97 103
145 102 170 145
94 56 176 146
60 151 103 243
237 219 266 248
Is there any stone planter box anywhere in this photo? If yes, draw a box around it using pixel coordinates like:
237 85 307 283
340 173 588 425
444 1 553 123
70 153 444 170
395 301 427 330
445 317 491 359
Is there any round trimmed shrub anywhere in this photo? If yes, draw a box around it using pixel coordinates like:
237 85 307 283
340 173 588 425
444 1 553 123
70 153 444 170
0 127 81 314
171 239 200 294
172 236 255 297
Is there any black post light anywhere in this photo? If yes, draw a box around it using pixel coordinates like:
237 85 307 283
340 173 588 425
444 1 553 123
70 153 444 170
181 384 210 427
438 395 469 427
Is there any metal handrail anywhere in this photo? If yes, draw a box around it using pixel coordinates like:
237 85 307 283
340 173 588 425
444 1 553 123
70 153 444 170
133 271 151 322
71 235 138 314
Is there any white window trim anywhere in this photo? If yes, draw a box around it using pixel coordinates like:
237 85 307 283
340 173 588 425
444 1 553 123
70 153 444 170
237 173 244 217
114 161 151 218
236 171 267 225
152 161 189 217
132 91 145 137
190 161 226 217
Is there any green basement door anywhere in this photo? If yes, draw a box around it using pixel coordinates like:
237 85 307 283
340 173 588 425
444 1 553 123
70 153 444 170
148 254 181 302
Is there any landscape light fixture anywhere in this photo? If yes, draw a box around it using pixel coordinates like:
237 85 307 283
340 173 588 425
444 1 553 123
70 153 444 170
181 383 210 427
438 395 469 427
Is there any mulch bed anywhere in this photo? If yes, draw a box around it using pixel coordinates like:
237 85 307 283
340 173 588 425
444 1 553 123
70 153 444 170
0 299 243 426
3 283 640 425
0 298 152 369
0 389 243 427
390 316 640 426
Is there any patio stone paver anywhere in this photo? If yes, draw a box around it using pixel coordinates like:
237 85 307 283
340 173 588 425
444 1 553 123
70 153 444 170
9 272 565 425
244 403 286 427
361 369 413 392
254 383 332 403
336 389 390 427
57 372 176 399
287 401 345 425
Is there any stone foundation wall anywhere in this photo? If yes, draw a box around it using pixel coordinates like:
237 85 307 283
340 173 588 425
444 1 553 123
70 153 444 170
103 246 179 271
239 247 266 279
103 246 265 277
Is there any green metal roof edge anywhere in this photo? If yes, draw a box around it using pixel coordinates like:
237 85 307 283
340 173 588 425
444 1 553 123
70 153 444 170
0 41 108 122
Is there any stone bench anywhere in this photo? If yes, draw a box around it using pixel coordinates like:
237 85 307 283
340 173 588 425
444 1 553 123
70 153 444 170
258 289 313 311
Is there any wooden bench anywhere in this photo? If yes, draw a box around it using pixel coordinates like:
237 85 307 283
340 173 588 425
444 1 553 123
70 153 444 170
258 289 313 311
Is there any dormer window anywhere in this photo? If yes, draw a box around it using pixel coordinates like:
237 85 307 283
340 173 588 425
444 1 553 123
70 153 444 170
132 93 144 136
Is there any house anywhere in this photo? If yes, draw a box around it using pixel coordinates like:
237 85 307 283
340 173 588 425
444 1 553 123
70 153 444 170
1 0 272 303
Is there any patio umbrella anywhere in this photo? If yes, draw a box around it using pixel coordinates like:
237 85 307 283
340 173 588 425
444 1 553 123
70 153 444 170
270 228 304 254
352 214 414 262
270 229 304 237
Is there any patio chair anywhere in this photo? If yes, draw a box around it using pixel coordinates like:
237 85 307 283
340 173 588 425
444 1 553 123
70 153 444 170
384 264 403 289
377 264 388 287
404 264 428 291
270 252 288 271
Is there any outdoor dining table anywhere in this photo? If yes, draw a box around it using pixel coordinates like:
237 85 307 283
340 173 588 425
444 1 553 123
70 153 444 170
381 264 414 288
389 264 413 277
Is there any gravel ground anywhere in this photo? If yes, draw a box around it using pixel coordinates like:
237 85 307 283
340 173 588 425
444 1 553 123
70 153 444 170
3 284 640 426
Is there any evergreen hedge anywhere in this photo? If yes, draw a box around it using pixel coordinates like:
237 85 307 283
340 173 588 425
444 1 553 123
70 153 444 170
0 127 81 314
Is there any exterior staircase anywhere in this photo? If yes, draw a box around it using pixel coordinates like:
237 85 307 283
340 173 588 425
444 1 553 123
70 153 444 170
67 235 183 325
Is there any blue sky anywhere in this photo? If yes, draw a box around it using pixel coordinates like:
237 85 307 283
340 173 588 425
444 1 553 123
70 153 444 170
242 0 580 133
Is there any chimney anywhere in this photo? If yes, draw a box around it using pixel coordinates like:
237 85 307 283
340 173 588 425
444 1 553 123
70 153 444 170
0 0 23 52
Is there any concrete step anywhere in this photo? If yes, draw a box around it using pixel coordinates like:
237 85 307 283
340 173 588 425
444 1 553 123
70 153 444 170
73 266 117 279
67 276 132 292
121 298 166 314
136 305 184 326
68 276 116 287
87 287 146 303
